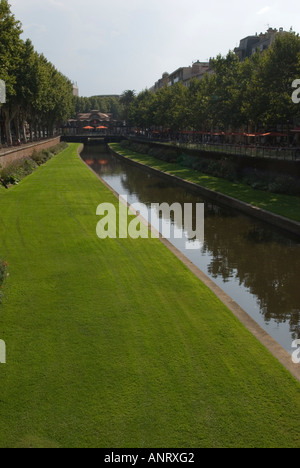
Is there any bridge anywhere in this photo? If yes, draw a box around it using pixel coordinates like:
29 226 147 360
61 134 126 145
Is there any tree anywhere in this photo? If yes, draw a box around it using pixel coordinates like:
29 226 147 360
260 33 300 135
39 59 74 136
209 52 242 130
240 52 268 132
13 39 37 142
120 90 136 123
0 1 74 145
129 89 155 131
128 33 300 145
0 0 23 145
186 77 212 131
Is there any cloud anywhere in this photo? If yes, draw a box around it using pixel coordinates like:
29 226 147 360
22 23 47 34
48 0 71 11
257 6 271 15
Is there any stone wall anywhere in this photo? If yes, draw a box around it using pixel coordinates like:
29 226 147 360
0 137 61 168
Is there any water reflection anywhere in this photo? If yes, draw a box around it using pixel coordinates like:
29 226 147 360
82 144 300 350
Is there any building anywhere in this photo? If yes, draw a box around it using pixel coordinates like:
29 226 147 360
72 83 79 97
151 61 210 92
64 110 111 135
63 110 126 135
234 27 286 61
152 72 170 92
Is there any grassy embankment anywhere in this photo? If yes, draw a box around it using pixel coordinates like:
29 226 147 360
109 143 300 223
0 143 299 448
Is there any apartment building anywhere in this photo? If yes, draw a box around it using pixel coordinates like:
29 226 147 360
151 61 210 92
234 27 287 61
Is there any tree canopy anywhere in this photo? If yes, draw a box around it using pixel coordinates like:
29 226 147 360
128 32 300 141
74 95 123 120
0 0 74 145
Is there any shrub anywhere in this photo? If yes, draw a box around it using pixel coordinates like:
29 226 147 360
0 142 67 187
162 152 238 181
268 175 300 195
0 158 38 185
148 147 177 162
213 159 237 181
179 154 196 169
120 140 130 148
51 142 68 155
31 150 44 165
162 149 178 163
130 143 150 154
148 147 165 159
23 158 37 175
42 149 52 159
192 158 209 172
241 169 300 195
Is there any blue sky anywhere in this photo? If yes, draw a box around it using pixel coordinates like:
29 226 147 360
9 0 300 96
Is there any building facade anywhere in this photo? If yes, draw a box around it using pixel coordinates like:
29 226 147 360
234 27 286 61
63 110 126 135
64 110 111 135
151 61 210 92
72 83 79 97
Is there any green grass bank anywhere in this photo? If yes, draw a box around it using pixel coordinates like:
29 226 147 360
109 143 300 223
0 143 299 448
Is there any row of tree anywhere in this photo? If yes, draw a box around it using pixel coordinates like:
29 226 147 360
127 32 300 141
0 0 74 146
74 92 139 123
74 95 123 120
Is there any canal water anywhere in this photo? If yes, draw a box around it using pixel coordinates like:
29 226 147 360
81 143 300 354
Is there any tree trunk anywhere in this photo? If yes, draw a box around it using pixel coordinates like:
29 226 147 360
22 120 27 143
29 122 33 142
3 108 12 146
34 123 38 141
14 113 21 142
20 112 27 143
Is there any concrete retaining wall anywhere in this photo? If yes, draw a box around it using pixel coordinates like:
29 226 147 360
129 138 300 178
0 137 61 168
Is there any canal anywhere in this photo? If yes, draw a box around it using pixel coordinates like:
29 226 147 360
81 143 300 354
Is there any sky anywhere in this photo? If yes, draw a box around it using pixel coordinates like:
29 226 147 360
8 0 300 97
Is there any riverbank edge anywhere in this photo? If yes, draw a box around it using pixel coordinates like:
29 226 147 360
109 144 300 238
78 144 300 383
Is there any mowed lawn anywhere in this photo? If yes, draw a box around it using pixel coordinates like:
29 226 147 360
0 143 299 448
